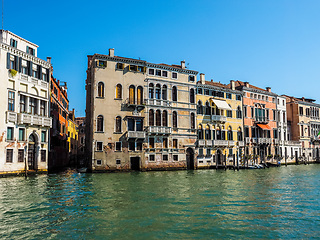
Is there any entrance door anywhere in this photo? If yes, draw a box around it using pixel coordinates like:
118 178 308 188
130 157 140 171
295 151 298 164
217 150 222 166
186 148 194 170
28 143 36 170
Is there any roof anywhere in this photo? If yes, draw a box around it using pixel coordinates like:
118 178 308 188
229 80 269 92
204 80 228 89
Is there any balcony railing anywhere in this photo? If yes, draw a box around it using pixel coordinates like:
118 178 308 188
238 141 244 147
147 126 172 134
6 111 17 123
274 139 279 145
212 140 229 146
127 131 146 139
254 117 269 123
198 140 206 147
211 115 227 122
206 140 213 147
284 140 301 146
146 99 171 107
245 137 251 144
18 113 52 127
10 73 49 88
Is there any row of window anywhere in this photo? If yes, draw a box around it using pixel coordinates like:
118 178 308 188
10 38 35 56
299 106 320 118
6 127 47 142
249 93 275 103
6 149 46 163
8 91 48 116
198 128 243 141
197 101 242 118
198 88 241 101
95 154 179 165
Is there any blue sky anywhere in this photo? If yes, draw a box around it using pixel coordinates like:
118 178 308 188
4 0 320 116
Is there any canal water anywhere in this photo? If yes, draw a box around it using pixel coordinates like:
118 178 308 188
0 165 319 239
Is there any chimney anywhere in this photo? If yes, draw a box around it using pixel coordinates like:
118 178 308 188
244 82 249 88
200 73 205 84
266 87 271 92
181 60 185 69
47 57 51 64
109 48 114 57
230 80 235 90
58 80 60 85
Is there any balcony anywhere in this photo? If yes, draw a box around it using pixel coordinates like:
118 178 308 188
147 126 172 135
245 137 251 144
146 99 171 107
10 73 49 88
206 140 213 147
284 140 301 146
127 131 146 139
212 140 229 147
238 141 245 147
274 139 279 145
198 140 206 147
18 113 52 127
254 117 269 124
252 138 258 144
6 111 17 123
122 98 145 110
211 115 227 122
257 138 272 144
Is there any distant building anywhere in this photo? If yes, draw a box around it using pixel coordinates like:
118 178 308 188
85 48 198 171
49 74 69 171
0 30 52 175
196 76 244 168
67 109 78 166
75 117 85 166
285 95 320 162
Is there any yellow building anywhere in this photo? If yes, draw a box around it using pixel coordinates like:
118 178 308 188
68 110 78 166
196 74 244 168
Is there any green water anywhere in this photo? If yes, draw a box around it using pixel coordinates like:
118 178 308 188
1 165 319 239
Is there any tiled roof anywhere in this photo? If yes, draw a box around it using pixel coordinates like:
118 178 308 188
204 81 228 89
230 80 268 92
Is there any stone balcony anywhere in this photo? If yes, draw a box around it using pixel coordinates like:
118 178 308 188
245 137 251 144
284 140 301 146
212 140 229 147
18 113 52 127
127 131 146 139
198 140 206 147
237 141 245 147
147 126 172 135
274 139 279 145
211 115 227 122
12 72 49 88
6 111 17 123
146 99 171 107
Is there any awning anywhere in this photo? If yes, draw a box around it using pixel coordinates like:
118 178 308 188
210 99 232 110
257 124 272 130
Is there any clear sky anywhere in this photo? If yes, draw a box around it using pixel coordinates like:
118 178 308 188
3 0 320 117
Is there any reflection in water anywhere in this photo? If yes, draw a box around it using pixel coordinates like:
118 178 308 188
0 165 319 239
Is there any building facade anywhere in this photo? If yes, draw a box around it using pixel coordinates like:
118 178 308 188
75 117 86 166
85 49 198 171
0 30 51 174
196 76 244 168
67 109 78 166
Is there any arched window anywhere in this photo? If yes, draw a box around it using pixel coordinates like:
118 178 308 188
197 101 203 115
149 109 154 126
236 106 242 119
156 110 161 126
190 112 195 129
162 85 167 100
216 126 221 140
205 101 211 115
115 116 122 133
163 110 168 127
137 86 143 105
190 88 195 103
237 127 243 141
205 125 211 140
97 115 103 132
149 83 154 99
227 126 233 140
155 84 161 100
173 111 177 128
116 84 122 99
172 86 177 102
198 124 204 140
98 82 104 97
129 85 135 104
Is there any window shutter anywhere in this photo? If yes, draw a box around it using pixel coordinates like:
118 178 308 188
38 65 42 80
7 53 10 69
26 46 29 54
14 56 19 71
46 68 49 82
18 57 22 72
28 61 32 76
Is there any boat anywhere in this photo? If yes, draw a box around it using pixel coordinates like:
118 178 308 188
77 167 87 173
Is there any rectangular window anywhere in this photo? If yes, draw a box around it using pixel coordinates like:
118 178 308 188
206 148 211 156
226 93 232 99
26 46 35 56
136 142 143 151
10 38 17 48
20 95 26 113
18 149 24 162
7 127 13 141
155 69 161 76
116 63 124 70
129 141 135 151
115 142 121 151
6 149 13 163
173 155 178 161
18 128 25 141
98 60 106 68
172 72 177 79
96 160 102 165
204 89 209 95
245 127 249 138
189 75 195 82
41 131 46 142
273 110 276 121
163 138 168 148
227 110 232 118
229 148 233 156
236 95 241 101
29 97 37 115
244 106 247 117
299 107 303 115
40 101 46 116
197 88 202 94
41 150 46 162
42 73 47 81
173 139 178 148
149 138 154 148
162 71 168 77
148 68 155 75
163 155 168 161
116 159 121 164
251 127 256 138
8 91 15 111
96 142 103 151
251 107 254 118
149 155 155 161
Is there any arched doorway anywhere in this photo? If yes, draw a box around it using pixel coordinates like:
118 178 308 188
186 148 194 170
216 149 223 166
28 133 37 170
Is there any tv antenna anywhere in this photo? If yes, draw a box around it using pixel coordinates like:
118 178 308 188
2 0 4 30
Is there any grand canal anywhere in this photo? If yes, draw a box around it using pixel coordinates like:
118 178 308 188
1 165 319 239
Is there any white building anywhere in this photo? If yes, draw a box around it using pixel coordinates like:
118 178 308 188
0 30 52 175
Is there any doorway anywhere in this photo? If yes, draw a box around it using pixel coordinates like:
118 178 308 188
217 149 223 166
130 157 140 171
186 148 194 170
28 134 37 170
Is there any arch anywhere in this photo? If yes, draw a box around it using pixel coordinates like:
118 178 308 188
172 86 177 102
216 126 221 140
97 115 104 132
172 111 178 128
98 82 105 97
155 84 161 100
149 83 154 99
205 124 211 140
129 85 135 104
115 116 122 133
237 127 243 141
186 148 194 170
190 112 195 129
198 124 204 140
149 109 154 126
163 110 168 127
236 106 242 118
137 86 143 105
227 126 233 140
30 87 39 96
115 84 122 99
216 149 223 166
197 100 203 115
162 85 167 100
205 101 211 115
190 88 195 104
156 110 161 126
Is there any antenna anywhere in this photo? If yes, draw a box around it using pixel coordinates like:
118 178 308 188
2 0 3 30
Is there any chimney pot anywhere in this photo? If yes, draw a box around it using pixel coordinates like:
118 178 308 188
47 57 51 64
244 82 249 88
200 73 205 84
109 48 114 57
181 60 185 69
230 80 235 90
266 87 271 92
